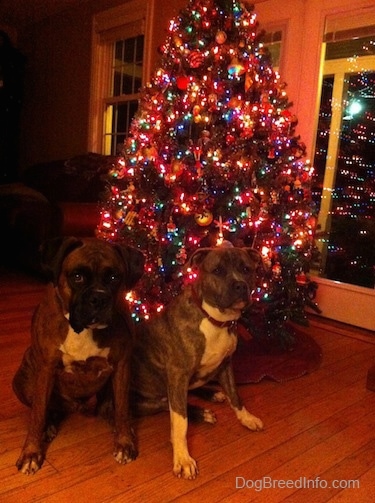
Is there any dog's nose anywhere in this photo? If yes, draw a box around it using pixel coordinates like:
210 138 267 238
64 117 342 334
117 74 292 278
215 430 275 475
88 290 111 309
232 281 248 297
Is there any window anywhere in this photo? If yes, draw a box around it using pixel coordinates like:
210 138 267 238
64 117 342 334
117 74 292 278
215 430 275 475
104 34 145 154
312 23 375 289
262 29 283 71
89 0 154 155
308 8 375 331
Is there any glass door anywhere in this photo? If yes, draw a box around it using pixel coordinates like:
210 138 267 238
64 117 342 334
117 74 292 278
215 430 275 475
311 25 375 331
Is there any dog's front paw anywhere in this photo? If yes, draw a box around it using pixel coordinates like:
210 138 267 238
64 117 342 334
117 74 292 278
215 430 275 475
212 391 226 403
113 440 138 464
202 408 217 424
236 407 264 431
16 449 44 475
173 455 199 480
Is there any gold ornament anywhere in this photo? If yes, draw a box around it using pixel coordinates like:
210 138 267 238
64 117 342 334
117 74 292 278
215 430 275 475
245 72 254 91
171 158 184 176
215 30 227 44
173 35 183 48
193 104 201 116
124 210 138 226
195 210 213 226
142 144 158 161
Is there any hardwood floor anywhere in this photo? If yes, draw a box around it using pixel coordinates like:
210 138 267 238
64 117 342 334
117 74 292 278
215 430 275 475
1 267 375 502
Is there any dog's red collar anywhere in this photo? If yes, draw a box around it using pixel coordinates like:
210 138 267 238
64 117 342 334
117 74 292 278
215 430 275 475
191 288 238 330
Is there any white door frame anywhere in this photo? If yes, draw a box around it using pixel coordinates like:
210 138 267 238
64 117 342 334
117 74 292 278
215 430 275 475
311 55 375 332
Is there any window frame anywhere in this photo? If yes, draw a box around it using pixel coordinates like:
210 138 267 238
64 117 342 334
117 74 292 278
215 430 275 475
262 25 285 73
308 7 375 331
261 21 287 74
88 0 155 154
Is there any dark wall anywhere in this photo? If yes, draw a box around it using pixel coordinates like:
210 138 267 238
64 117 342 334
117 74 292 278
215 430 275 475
0 30 25 183
18 1 116 171
16 0 186 174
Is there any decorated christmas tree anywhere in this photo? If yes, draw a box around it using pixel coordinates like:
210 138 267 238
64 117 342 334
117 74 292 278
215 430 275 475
97 0 319 347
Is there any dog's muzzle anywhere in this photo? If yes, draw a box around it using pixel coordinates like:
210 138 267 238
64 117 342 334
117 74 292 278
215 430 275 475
219 280 250 308
69 289 114 333
232 280 249 299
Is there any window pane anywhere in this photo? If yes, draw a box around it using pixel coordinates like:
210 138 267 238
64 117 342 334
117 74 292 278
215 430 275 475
115 40 123 61
111 35 144 97
129 100 138 121
263 29 283 70
135 35 144 62
122 73 134 95
124 37 136 63
313 35 375 289
267 42 281 68
312 76 334 207
117 103 127 133
326 72 375 287
105 33 144 155
126 41 135 94
104 100 139 155
113 69 122 96
325 36 375 60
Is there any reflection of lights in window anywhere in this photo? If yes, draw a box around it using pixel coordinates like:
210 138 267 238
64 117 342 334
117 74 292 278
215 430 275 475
349 101 362 115
343 100 362 119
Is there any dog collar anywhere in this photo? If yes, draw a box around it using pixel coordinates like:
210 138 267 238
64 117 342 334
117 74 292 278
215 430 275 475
191 288 238 330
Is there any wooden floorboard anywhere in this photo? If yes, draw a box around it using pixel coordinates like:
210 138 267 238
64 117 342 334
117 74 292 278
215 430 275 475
0 267 374 502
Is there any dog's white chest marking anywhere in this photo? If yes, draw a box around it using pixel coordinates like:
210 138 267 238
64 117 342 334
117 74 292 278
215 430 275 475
59 326 110 370
191 318 237 388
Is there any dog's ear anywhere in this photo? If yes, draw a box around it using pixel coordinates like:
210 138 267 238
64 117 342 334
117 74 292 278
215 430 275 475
243 248 263 266
113 244 145 290
243 248 266 278
40 237 83 284
184 248 212 272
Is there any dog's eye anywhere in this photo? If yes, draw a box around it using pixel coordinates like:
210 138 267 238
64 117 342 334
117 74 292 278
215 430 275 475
242 265 251 273
104 270 121 285
212 266 225 276
72 273 85 284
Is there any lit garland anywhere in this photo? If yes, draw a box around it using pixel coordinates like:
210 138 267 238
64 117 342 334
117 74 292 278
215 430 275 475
97 0 320 345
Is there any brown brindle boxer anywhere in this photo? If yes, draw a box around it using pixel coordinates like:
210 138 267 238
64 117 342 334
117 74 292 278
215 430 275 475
131 246 264 480
12 237 144 475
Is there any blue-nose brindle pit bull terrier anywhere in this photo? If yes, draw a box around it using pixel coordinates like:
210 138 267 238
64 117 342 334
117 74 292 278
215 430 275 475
131 246 264 479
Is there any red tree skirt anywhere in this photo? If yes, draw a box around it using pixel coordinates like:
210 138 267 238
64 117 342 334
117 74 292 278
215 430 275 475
232 325 322 384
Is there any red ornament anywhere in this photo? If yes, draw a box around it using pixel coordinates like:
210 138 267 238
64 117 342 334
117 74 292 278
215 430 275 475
167 217 177 233
300 171 309 183
226 133 235 145
188 50 204 68
296 272 308 285
208 93 218 110
272 263 282 277
176 76 189 90
306 216 317 229
281 109 292 119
